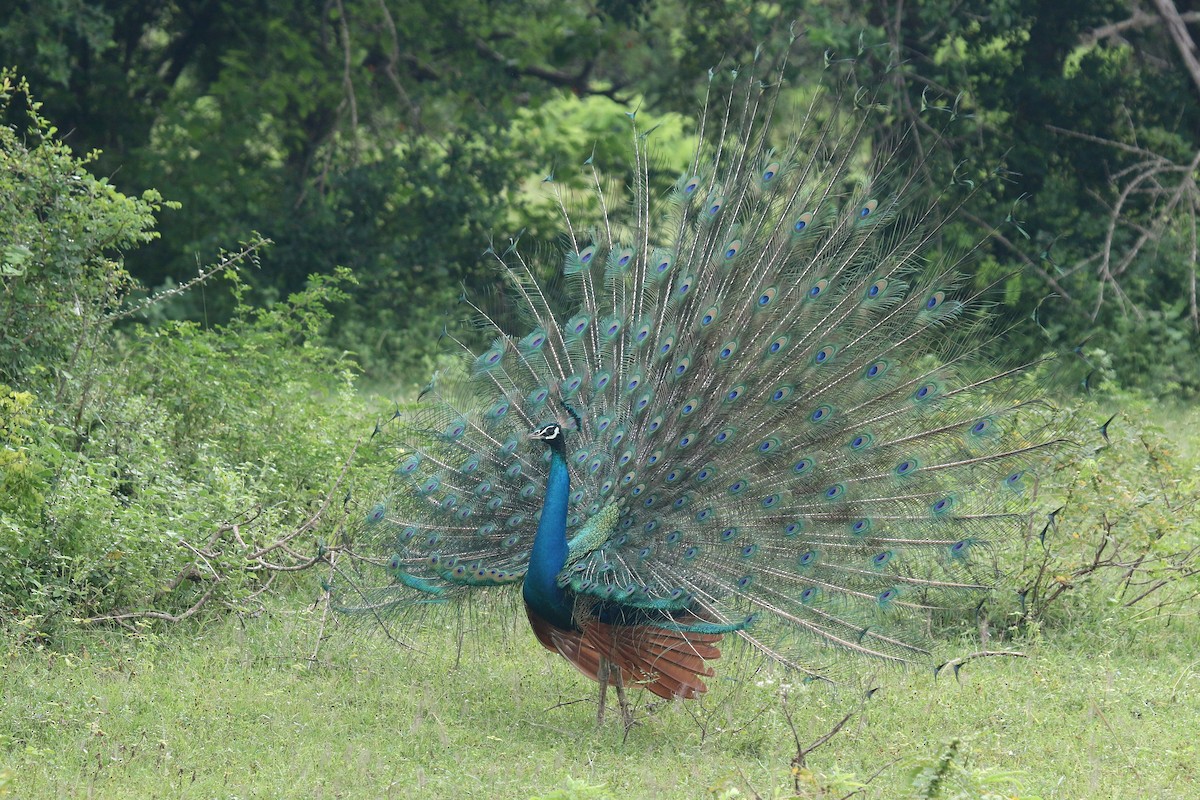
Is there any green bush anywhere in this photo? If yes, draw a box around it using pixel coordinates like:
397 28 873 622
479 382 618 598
0 70 168 389
906 737 1041 800
980 390 1200 639
0 387 45 519
0 269 374 629
0 73 375 634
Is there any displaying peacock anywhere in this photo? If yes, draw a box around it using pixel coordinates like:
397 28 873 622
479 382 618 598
332 45 1078 725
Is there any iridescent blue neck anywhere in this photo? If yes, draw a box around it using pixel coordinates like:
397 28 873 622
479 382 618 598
522 446 575 630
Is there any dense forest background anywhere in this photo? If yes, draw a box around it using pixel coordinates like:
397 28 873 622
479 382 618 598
4 0 1199 390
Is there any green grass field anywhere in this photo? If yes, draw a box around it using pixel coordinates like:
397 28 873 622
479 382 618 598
3 597 1197 799
3 405 1196 799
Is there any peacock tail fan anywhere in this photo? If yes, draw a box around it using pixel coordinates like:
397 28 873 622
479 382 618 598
329 41 1091 685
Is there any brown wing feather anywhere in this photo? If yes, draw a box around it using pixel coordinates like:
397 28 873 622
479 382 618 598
525 603 723 699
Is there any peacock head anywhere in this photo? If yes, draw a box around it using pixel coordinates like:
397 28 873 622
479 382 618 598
529 422 567 454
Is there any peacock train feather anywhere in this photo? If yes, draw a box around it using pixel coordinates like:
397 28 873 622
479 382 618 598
330 42 1081 720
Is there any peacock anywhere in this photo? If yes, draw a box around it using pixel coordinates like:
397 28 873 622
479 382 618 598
331 45 1078 725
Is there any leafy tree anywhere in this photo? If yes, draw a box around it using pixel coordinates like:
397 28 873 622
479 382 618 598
802 0 1200 393
0 0 777 379
3 1 1198 392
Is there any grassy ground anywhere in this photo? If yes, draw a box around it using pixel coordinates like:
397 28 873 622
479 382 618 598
2 598 1197 799
3 402 1196 799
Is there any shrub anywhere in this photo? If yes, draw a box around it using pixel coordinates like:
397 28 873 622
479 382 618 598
0 73 374 635
0 70 167 390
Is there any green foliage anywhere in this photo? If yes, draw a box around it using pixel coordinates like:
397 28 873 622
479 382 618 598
117 268 360 473
0 267 370 628
1096 312 1200 398
1012 396 1200 628
0 75 372 632
0 0 727 385
0 387 45 521
6 2 1200 392
295 133 529 380
0 70 169 388
949 384 1200 643
835 0 1200 398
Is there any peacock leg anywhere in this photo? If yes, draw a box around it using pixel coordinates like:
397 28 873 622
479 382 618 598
595 657 610 725
613 667 633 729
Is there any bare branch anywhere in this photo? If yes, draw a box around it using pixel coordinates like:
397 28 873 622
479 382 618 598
1045 125 1200 322
471 36 627 101
1150 0 1200 97
1081 7 1200 47
333 0 359 164
81 579 222 625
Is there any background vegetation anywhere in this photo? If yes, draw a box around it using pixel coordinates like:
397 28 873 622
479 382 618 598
2 0 1198 387
2 1 1199 797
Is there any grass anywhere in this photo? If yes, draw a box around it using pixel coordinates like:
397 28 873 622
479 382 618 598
2 597 1198 799
3 400 1196 799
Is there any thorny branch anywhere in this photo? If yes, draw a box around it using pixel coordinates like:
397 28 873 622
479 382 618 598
782 682 882 796
1022 433 1200 623
102 240 269 324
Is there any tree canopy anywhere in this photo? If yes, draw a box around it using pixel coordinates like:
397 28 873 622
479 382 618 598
3 0 1198 391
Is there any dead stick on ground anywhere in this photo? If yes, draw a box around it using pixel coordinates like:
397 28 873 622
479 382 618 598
936 650 1027 679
